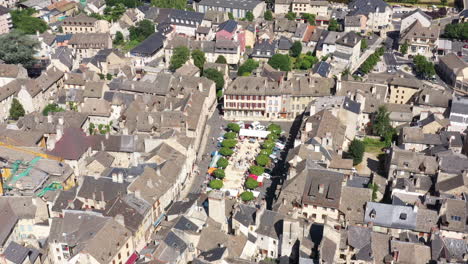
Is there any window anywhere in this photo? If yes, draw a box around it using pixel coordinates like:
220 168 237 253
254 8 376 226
399 213 407 220
126 243 128 249
451 215 462 221
118 253 121 259
56 248 60 252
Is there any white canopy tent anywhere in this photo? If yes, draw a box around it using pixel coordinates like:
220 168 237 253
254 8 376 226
239 129 271 138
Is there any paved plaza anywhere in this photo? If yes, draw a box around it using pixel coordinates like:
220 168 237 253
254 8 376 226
223 138 261 190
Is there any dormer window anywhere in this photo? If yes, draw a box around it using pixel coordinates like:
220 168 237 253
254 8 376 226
399 213 407 220
369 209 376 219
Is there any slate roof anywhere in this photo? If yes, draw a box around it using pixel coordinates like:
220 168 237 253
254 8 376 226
364 202 417 230
103 195 150 233
130 32 165 56
218 19 237 33
278 36 293 50
451 96 468 115
313 61 331 77
339 186 371 224
169 9 204 27
52 47 73 70
77 176 128 202
256 210 283 239
302 169 344 209
47 127 92 160
198 0 263 10
233 204 256 227
0 200 18 247
3 242 40 264
336 31 362 48
348 0 389 16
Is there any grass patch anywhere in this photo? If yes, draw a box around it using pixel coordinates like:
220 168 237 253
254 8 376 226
362 137 386 154
120 40 140 52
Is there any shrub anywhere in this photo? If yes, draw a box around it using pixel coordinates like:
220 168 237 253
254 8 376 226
209 179 223 190
227 123 241 133
240 191 254 201
249 165 265 176
9 98 25 120
256 154 270 167
224 132 237 139
245 177 259 189
221 139 237 148
217 157 229 169
219 147 234 156
214 169 225 179
348 139 365 165
42 103 64 116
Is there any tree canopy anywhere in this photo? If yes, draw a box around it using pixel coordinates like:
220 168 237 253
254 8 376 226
221 139 237 148
245 11 254 21
224 132 237 139
290 41 302 57
129 20 155 42
203 68 224 90
191 49 206 70
348 139 365 165
360 47 385 74
268 54 291 71
0 31 39 67
227 123 241 133
240 191 254 201
42 103 64 116
361 38 368 51
372 106 394 145
215 55 227 64
170 46 190 71
443 23 468 40
9 98 25 120
400 41 408 55
106 0 142 8
219 147 234 156
256 154 270 167
238 59 259 76
113 31 124 45
245 177 259 189
11 9 47 35
217 157 229 169
264 10 273 21
214 169 225 179
267 123 282 135
209 179 223 190
249 165 265 176
328 18 340 31
301 13 316 25
285 12 296 20
413 55 435 79
151 0 186 9
294 55 318 70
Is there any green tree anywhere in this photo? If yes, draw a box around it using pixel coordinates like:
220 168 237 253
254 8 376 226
262 140 275 150
328 18 340 32
267 133 279 141
302 13 316 25
221 139 237 148
102 3 126 21
217 90 223 98
400 41 408 55
249 165 265 176
170 46 190 71
0 31 39 68
368 183 379 201
215 55 227 64
237 59 259 76
268 54 291 71
191 49 206 70
217 157 229 169
372 106 392 139
214 169 225 179
348 139 365 165
240 191 254 201
245 11 254 21
42 103 64 116
9 98 25 120
106 73 113 80
245 177 259 189
151 0 186 9
440 0 448 6
228 12 234 20
219 147 234 156
285 12 296 20
413 55 435 79
203 68 224 90
88 123 96 135
443 23 468 41
256 154 270 167
260 148 273 156
129 19 155 42
224 132 237 139
10 9 47 34
267 123 282 135
361 38 368 51
290 41 302 57
227 123 241 133
113 31 124 45
264 10 273 21
209 179 223 190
